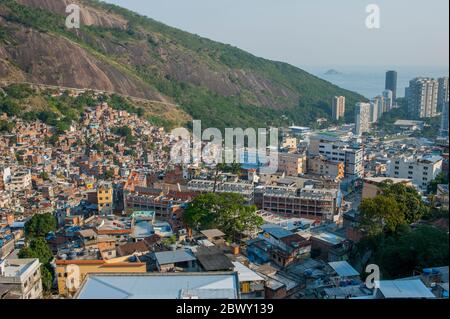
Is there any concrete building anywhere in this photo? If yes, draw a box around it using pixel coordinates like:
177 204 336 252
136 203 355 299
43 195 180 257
0 258 43 299
438 77 449 112
332 96 346 121
355 102 371 136
56 259 147 297
406 77 439 119
262 185 342 222
440 101 449 139
374 95 385 119
97 184 113 216
307 156 344 180
278 152 307 177
309 133 364 180
388 155 443 193
188 179 254 203
369 100 379 123
383 90 394 112
281 137 297 151
5 170 31 192
0 167 11 191
385 71 398 102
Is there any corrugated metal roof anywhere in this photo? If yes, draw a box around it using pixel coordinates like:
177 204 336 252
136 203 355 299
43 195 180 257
154 250 197 265
377 279 436 299
328 261 360 277
76 273 239 299
232 261 264 282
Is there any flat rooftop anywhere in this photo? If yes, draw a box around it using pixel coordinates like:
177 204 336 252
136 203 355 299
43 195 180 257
76 272 239 299
2 258 38 278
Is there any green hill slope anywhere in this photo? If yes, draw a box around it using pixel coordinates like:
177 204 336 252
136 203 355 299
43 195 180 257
0 0 367 129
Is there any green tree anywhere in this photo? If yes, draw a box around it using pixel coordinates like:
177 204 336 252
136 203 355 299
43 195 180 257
359 195 405 236
0 119 14 132
24 213 57 239
40 171 49 181
375 226 449 279
183 193 263 239
428 172 449 194
380 181 429 224
18 238 53 264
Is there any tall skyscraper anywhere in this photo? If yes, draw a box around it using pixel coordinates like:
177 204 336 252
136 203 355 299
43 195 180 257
406 77 439 119
332 96 346 120
374 95 385 119
383 90 393 112
440 101 449 139
355 102 371 136
369 100 379 123
438 77 449 112
385 71 398 102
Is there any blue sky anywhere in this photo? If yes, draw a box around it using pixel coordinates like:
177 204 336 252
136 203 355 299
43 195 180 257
103 0 449 69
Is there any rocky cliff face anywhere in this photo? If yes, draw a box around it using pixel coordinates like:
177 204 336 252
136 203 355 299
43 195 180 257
0 0 366 128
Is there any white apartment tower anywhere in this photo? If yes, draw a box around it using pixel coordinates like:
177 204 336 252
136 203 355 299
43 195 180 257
332 96 346 121
355 102 371 136
407 78 439 119
370 100 379 123
383 90 393 112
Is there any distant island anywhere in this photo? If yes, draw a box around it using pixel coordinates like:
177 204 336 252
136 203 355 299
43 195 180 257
324 69 342 75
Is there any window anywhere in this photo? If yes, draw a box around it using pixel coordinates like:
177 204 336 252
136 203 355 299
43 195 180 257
395 166 399 170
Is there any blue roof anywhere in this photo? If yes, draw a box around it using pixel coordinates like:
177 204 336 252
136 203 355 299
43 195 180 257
261 225 293 239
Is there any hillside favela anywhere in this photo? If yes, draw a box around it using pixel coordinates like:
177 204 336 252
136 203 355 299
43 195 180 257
0 0 449 302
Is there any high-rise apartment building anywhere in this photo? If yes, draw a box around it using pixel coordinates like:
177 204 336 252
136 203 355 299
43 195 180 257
440 101 449 139
385 71 398 102
373 95 385 119
438 77 449 111
370 100 379 123
383 90 393 112
406 77 439 119
332 96 346 121
355 102 371 136
308 133 364 180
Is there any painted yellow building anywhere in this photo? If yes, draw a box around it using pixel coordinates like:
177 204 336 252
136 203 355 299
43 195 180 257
56 259 146 297
282 137 297 150
97 184 113 215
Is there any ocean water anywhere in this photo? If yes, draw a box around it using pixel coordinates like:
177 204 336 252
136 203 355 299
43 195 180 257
303 66 449 99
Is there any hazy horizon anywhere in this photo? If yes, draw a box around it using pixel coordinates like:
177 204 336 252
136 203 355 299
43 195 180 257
103 0 449 69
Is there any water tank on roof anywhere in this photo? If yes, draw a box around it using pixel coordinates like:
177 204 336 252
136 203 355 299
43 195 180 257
432 268 440 275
